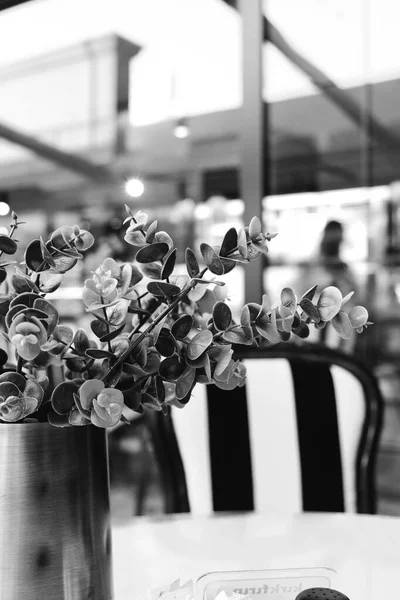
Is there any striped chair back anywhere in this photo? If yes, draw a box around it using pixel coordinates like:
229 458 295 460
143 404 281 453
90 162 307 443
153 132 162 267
169 343 383 515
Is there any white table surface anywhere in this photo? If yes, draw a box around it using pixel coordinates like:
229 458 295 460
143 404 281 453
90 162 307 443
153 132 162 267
112 511 400 599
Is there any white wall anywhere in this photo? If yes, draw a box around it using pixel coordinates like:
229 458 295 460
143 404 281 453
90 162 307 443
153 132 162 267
0 36 118 163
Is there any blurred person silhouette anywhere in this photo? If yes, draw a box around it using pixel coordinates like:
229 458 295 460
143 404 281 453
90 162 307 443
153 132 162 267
295 219 357 350
318 219 356 295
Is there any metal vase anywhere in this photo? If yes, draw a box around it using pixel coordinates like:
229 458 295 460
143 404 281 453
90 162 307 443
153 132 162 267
0 423 113 600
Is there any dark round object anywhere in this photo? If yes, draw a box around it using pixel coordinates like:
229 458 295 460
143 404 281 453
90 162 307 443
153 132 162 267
0 235 17 255
295 588 349 600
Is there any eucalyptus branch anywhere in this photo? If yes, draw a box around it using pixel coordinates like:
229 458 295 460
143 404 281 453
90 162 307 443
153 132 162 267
100 297 113 353
34 234 80 283
128 296 164 339
0 205 369 427
102 267 207 384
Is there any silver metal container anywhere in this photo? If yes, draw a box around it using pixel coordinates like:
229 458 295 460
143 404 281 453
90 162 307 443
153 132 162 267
0 423 113 599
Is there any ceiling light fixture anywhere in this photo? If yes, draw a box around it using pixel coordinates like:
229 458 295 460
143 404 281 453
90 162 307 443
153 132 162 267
173 118 190 139
0 202 10 216
125 178 145 198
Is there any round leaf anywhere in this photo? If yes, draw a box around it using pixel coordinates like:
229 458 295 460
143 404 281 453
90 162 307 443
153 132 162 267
51 380 78 415
220 227 238 257
124 230 146 247
100 323 126 342
91 319 109 339
33 297 59 335
176 366 196 400
292 321 310 339
65 357 87 373
0 348 7 367
171 315 193 340
161 248 177 280
73 328 90 354
147 281 180 298
0 235 17 255
348 306 369 328
53 324 74 346
331 310 352 339
280 287 297 313
0 371 26 391
237 229 248 259
155 328 177 357
223 328 254 345
187 330 213 360
136 242 169 264
317 286 343 321
212 302 232 331
159 356 186 381
11 274 37 294
75 230 94 251
47 411 71 427
140 263 162 279
279 330 291 342
10 292 40 310
249 216 262 239
49 253 77 274
154 231 173 248
301 285 318 302
185 248 200 278
240 305 253 340
255 310 281 343
197 289 217 314
25 239 47 273
145 220 158 243
107 301 129 326
208 344 233 377
38 271 63 293
200 243 224 275
299 297 321 322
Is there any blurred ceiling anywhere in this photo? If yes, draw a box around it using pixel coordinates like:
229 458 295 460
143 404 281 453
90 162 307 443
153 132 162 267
3 0 400 108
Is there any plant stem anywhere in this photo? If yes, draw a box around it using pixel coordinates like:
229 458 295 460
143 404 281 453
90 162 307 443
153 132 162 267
137 292 149 302
58 339 81 357
102 267 207 384
16 355 23 374
100 297 113 353
128 297 164 340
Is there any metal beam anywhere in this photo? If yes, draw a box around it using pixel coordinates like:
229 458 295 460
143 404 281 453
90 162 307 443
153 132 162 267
266 19 400 164
0 121 117 183
222 0 400 163
239 0 265 304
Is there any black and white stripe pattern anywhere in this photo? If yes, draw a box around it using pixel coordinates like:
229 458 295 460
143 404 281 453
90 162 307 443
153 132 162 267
171 345 383 515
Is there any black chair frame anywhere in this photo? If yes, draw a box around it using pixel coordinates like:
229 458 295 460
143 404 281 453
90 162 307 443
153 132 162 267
143 343 384 515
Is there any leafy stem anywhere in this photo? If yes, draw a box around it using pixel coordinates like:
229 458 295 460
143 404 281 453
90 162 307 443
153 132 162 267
102 267 207 384
100 296 113 353
34 234 80 284
128 296 164 340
